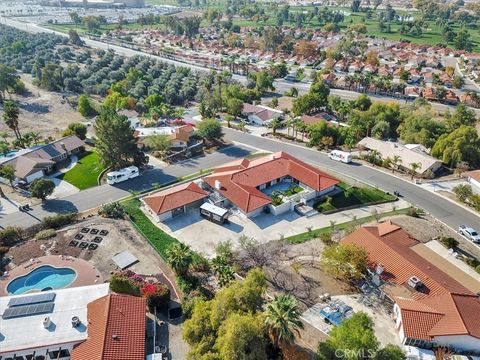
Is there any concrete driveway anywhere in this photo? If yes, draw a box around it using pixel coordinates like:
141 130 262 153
47 176 80 199
154 199 410 257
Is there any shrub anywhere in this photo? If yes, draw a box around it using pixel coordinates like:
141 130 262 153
42 213 77 229
141 283 170 311
0 227 23 247
98 202 125 219
320 231 334 246
36 229 56 240
440 237 459 249
406 207 421 218
476 265 480 274
0 246 10 254
109 273 141 296
465 257 480 269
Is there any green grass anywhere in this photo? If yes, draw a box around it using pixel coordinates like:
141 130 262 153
121 197 203 264
177 169 212 182
315 183 396 213
58 151 105 190
286 208 411 244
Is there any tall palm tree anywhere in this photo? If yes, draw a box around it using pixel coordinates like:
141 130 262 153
264 294 304 349
2 100 22 141
409 162 421 180
369 149 381 165
392 155 402 173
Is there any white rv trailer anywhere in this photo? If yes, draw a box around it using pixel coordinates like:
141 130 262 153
106 166 140 185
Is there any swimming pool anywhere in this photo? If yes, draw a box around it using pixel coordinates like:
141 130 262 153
7 265 77 295
0 150 19 159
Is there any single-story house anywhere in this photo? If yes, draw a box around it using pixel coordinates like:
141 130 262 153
343 222 480 354
242 103 283 126
202 152 339 217
466 170 480 191
71 293 146 360
142 181 209 222
168 125 194 150
358 137 442 177
1 135 84 183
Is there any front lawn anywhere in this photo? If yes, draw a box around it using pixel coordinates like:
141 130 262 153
58 151 105 190
315 183 396 213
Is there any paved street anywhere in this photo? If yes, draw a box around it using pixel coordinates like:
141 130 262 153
1 17 479 231
222 128 480 231
0 145 252 228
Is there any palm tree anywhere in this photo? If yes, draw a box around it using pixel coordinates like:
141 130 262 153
409 162 421 180
264 294 304 350
267 118 282 135
29 131 41 145
392 155 402 173
2 100 22 141
165 243 192 275
369 149 381 165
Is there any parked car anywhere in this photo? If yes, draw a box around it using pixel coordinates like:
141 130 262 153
458 225 480 243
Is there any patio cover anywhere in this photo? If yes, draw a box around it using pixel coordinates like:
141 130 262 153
112 250 138 269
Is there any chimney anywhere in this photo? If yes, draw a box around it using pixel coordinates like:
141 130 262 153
60 142 66 151
43 316 51 329
214 180 221 190
270 153 276 160
71 316 81 328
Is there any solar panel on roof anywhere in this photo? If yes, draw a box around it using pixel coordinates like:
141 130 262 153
8 293 56 307
2 302 54 319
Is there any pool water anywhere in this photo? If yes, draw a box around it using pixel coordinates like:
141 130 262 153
7 265 77 295
0 150 18 159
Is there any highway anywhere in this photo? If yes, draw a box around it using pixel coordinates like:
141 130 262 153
2 16 479 116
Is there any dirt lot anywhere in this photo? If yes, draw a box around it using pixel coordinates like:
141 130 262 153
6 217 178 288
0 74 86 141
392 214 480 258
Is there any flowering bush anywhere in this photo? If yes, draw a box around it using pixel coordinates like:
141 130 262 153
142 283 170 311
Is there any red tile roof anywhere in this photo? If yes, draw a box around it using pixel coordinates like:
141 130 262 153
71 294 146 360
342 222 471 299
467 170 480 183
143 182 208 215
204 152 339 213
342 222 480 341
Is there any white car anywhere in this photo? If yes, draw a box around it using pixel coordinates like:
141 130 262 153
458 225 480 244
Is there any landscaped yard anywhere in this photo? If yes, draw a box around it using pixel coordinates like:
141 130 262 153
122 198 203 264
315 183 397 213
286 208 411 244
58 151 105 190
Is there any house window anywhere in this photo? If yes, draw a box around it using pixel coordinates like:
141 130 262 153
48 349 69 359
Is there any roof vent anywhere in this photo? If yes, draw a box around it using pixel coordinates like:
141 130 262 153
112 334 120 341
71 316 81 328
214 180 221 190
407 276 423 290
270 154 276 160
43 316 51 329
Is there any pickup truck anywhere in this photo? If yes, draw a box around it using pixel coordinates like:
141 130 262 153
458 225 480 244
